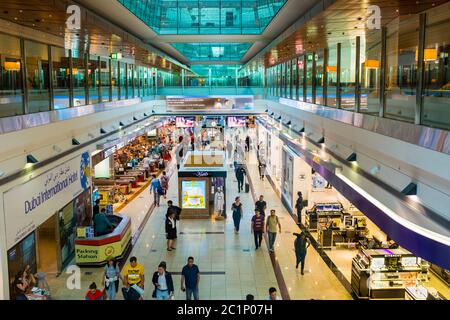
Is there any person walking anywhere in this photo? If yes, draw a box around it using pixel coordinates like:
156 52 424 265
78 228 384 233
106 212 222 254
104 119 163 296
266 210 281 252
181 257 200 300
294 231 311 275
166 200 182 220
266 287 282 300
122 256 145 300
258 156 266 181
85 282 103 300
251 209 265 250
245 135 250 152
232 197 243 234
149 174 163 207
103 258 122 300
235 165 246 193
255 195 267 218
160 171 169 199
152 262 174 300
227 139 234 160
165 211 177 251
295 192 304 225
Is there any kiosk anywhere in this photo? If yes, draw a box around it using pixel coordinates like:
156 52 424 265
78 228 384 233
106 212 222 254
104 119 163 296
74 214 132 266
178 151 227 219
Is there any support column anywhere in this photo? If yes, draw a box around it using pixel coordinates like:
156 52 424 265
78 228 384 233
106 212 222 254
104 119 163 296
323 48 328 106
336 43 341 108
312 52 317 104
303 55 307 102
20 38 28 114
416 13 426 125
68 49 74 108
48 45 54 110
355 36 361 112
379 27 387 118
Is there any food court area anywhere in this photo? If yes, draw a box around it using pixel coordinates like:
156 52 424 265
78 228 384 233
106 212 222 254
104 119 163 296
303 172 450 300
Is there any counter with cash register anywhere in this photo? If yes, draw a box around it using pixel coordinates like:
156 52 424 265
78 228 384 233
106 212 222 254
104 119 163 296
74 214 132 266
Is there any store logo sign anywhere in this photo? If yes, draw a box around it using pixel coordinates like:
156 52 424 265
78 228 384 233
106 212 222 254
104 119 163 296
195 172 209 177
66 5 81 30
367 5 381 30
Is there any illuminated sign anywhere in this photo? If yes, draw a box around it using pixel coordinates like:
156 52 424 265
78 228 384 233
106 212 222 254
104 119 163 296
111 52 122 60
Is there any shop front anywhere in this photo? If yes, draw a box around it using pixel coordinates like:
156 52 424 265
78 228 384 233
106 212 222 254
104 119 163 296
178 151 227 219
91 122 174 213
256 116 450 300
3 151 92 299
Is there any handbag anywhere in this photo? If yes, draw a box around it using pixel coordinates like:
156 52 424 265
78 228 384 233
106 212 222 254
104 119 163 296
152 288 157 298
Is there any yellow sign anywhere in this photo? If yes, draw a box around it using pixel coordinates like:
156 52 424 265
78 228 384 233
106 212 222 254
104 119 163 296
4 61 20 71
77 227 87 238
75 227 131 264
313 156 321 165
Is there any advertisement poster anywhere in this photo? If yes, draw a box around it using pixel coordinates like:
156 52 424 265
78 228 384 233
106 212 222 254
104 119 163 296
167 96 254 111
181 180 206 209
176 117 195 128
227 116 246 127
3 151 91 249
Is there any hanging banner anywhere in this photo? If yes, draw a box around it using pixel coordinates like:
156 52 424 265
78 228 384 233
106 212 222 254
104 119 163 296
3 151 91 249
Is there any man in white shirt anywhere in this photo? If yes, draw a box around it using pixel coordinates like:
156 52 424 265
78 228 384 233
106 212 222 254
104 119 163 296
266 287 282 300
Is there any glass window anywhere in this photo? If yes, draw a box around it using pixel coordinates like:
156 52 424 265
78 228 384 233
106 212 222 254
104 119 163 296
315 50 324 105
0 33 23 117
25 40 50 113
286 61 291 98
119 62 126 100
200 1 220 34
306 53 314 103
298 57 305 101
178 1 199 34
51 46 70 110
111 60 119 101
134 66 139 96
242 0 259 34
100 58 110 102
340 41 356 110
221 1 241 34
72 54 86 106
326 46 338 107
422 2 450 129
360 30 382 114
385 15 419 122
88 56 99 104
128 65 134 98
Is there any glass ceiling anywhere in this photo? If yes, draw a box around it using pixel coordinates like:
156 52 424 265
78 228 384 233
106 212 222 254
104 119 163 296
118 0 287 35
190 64 240 77
172 43 252 61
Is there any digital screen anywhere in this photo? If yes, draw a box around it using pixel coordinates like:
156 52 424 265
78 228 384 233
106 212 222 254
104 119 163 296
167 96 254 111
176 117 195 128
181 180 206 209
227 117 246 127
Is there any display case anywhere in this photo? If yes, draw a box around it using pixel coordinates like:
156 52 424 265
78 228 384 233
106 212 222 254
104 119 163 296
305 202 343 231
351 248 423 299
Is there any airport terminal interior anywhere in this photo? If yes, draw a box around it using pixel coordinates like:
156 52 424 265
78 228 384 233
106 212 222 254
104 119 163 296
0 0 449 301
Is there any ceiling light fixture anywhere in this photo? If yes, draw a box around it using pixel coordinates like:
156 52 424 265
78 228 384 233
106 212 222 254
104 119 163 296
346 152 357 162
401 182 417 196
26 154 39 164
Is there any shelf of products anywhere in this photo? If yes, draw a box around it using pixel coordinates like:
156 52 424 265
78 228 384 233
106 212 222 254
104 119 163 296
351 248 428 299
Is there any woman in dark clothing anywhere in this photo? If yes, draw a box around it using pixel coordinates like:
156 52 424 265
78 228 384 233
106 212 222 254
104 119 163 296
165 211 177 251
152 262 174 300
232 197 243 233
294 231 311 275
295 192 304 225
